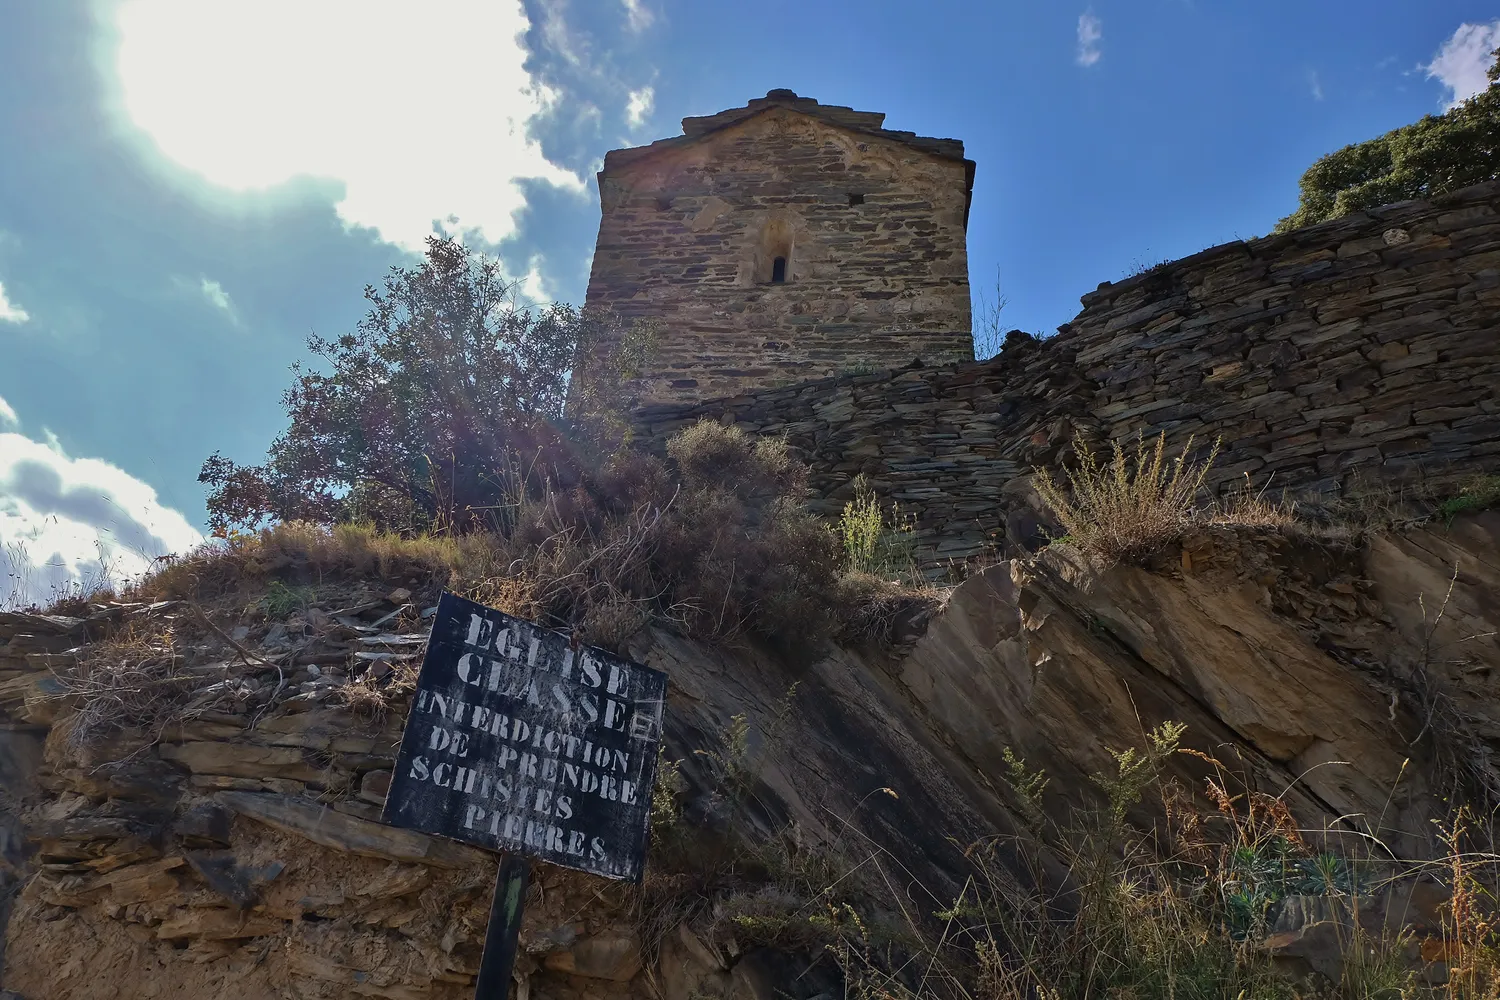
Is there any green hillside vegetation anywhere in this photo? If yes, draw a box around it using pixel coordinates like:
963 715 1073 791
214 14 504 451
1277 48 1500 232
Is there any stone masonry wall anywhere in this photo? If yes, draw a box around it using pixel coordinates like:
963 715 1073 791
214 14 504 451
633 180 1500 570
585 102 974 405
1065 179 1500 496
635 338 1091 566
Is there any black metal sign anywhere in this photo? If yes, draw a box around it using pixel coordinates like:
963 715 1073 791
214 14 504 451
382 591 666 882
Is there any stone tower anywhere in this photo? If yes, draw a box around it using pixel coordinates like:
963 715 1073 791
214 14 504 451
584 90 976 405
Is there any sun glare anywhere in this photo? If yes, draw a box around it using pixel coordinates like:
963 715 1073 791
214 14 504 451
113 0 584 248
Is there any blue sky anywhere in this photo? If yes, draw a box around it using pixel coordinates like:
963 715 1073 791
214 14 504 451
0 0 1493 605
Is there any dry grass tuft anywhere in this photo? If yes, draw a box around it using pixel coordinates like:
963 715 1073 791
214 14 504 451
1301 469 1500 535
1210 472 1301 528
1438 474 1500 524
1034 432 1220 564
1033 437 1500 562
835 573 948 646
332 660 419 724
134 520 493 604
55 613 237 749
1310 470 1451 532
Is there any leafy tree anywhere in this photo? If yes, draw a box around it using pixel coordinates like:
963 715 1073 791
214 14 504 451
1276 48 1500 232
200 237 656 537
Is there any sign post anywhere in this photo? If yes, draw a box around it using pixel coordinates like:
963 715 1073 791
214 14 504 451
381 591 668 998
472 855 531 999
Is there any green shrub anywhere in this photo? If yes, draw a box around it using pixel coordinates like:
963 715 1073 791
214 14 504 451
262 579 315 618
1276 75 1500 233
838 475 917 579
1438 475 1500 524
839 481 883 573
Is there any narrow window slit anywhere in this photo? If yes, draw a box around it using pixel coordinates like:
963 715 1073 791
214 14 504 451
771 257 787 283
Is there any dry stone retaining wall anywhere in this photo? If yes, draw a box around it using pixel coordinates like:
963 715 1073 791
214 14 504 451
633 181 1500 569
1065 178 1500 497
633 338 1089 567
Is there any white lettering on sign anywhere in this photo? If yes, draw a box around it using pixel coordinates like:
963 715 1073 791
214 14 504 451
383 592 667 881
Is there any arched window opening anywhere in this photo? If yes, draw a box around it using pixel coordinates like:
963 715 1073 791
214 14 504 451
756 215 795 285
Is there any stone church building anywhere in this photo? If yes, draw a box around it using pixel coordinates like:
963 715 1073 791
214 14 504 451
584 90 976 405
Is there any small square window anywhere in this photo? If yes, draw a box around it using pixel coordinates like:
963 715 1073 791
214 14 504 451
848 192 865 206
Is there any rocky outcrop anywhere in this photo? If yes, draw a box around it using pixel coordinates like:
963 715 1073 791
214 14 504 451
3 513 1499 997
899 511 1500 859
0 587 1024 1000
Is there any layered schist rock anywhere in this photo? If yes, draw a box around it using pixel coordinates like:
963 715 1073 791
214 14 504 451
3 514 1499 997
903 514 1500 858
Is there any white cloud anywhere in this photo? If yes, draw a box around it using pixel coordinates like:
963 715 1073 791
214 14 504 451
518 258 552 305
535 0 590 71
1425 20 1500 108
0 395 17 430
1308 70 1325 101
0 410 202 610
0 280 28 324
113 0 587 252
625 86 654 128
170 274 239 325
1076 10 1102 68
199 277 233 313
621 0 653 32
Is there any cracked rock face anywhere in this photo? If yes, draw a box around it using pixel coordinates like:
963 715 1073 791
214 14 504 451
898 514 1500 861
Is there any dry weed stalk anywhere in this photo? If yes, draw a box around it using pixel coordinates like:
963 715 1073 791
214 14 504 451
636 706 1500 1000
1403 563 1500 811
1034 432 1221 563
839 726 1437 1000
1438 809 1500 1000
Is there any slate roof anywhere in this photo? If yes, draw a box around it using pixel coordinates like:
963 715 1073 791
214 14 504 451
600 90 976 222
